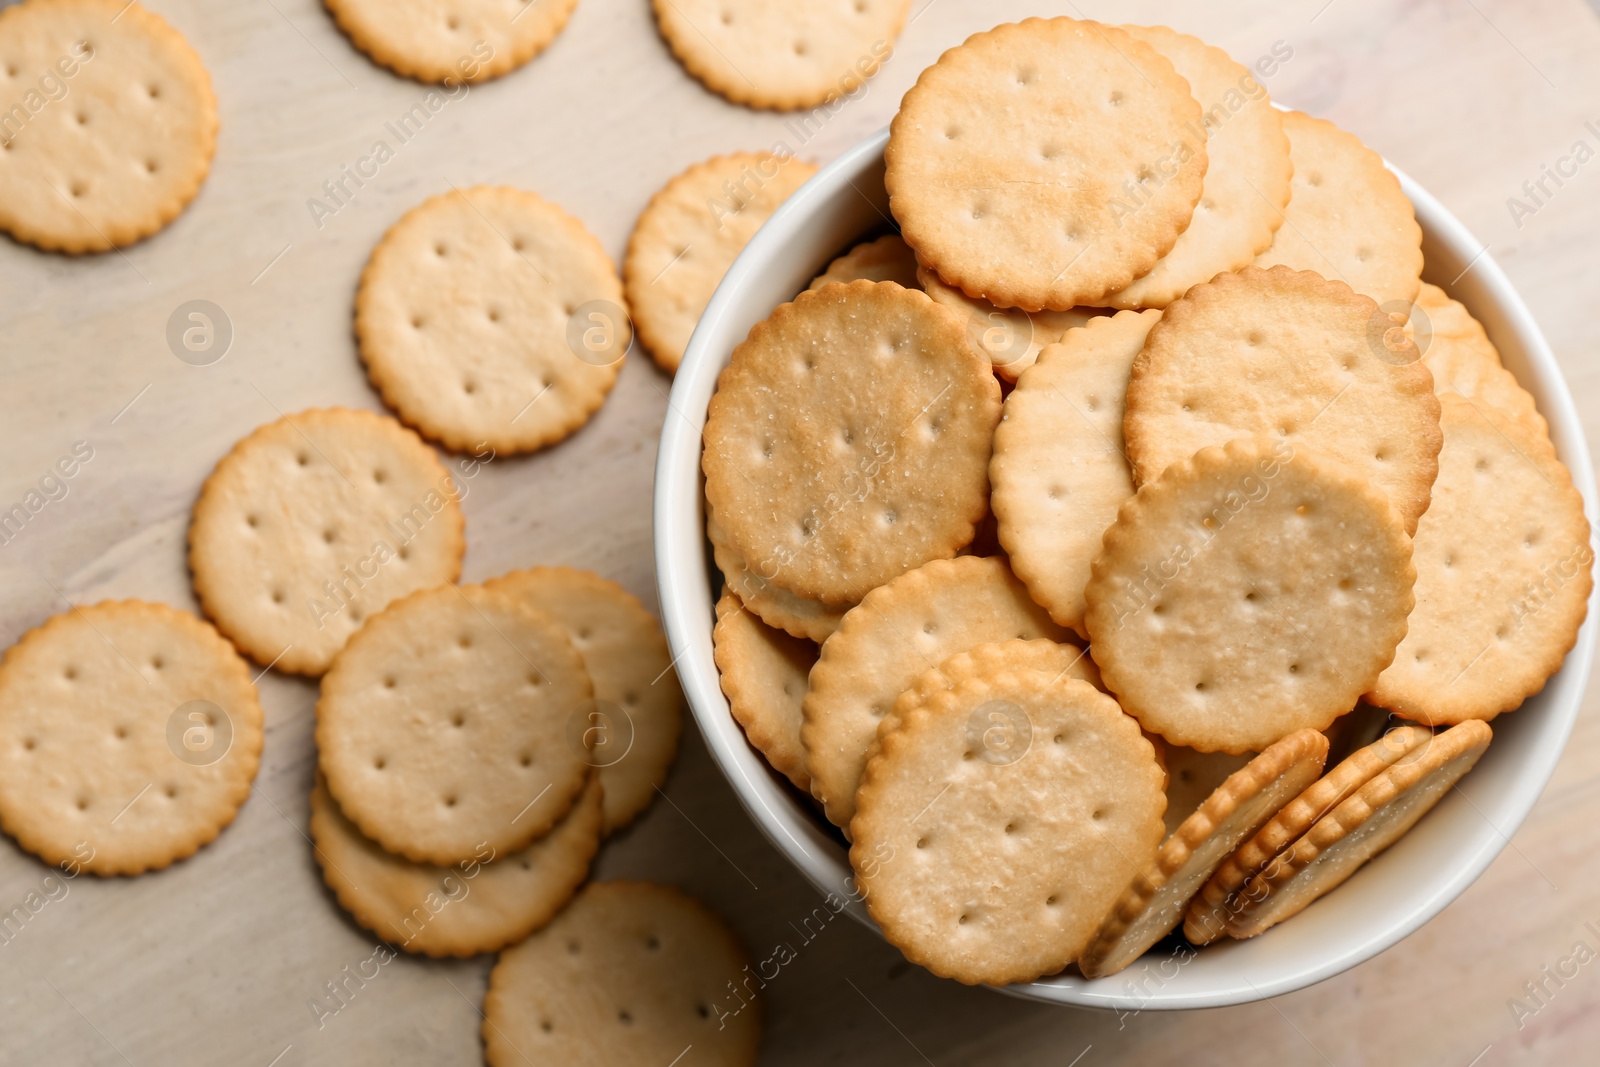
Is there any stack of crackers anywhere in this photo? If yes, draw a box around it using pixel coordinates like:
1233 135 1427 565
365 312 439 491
707 17 1593 985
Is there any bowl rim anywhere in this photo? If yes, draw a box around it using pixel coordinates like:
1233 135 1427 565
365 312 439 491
653 126 1598 1010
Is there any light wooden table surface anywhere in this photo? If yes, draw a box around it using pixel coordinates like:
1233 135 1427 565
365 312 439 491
1 0 1598 1063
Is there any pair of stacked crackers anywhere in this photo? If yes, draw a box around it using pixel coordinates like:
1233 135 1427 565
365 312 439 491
707 17 1592 985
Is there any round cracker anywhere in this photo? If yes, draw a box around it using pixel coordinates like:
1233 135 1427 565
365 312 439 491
325 0 578 84
1410 283 1548 440
357 186 627 455
713 591 817 793
310 771 601 957
1254 110 1424 307
808 234 920 290
852 669 1165 985
708 510 846 642
703 281 1000 605
652 0 908 111
481 566 683 834
1160 745 1253 837
1185 723 1433 945
918 266 1107 381
1227 720 1493 939
188 407 466 676
316 583 593 865
0 0 217 253
801 556 1071 830
0 601 263 876
1085 437 1417 753
1123 265 1442 533
1078 728 1328 977
992 309 1162 635
1368 396 1591 724
1095 24 1291 309
624 151 818 373
483 880 760 1067
886 17 1208 311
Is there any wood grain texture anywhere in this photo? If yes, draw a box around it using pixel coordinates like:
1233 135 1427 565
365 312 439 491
1 0 1598 1062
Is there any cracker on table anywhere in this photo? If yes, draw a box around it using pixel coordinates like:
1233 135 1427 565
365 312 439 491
1227 720 1492 939
310 771 601 957
852 669 1165 985
709 510 846 642
713 591 817 793
1078 728 1327 977
808 234 920 290
357 186 628 455
1085 437 1417 753
1368 395 1591 724
1095 24 1291 310
1186 724 1432 944
801 556 1070 830
316 583 592 865
483 880 760 1066
0 0 217 252
991 309 1161 636
887 17 1207 311
1254 110 1423 307
325 0 578 84
625 151 817 372
188 407 465 676
1124 265 1442 533
482 566 682 835
0 601 263 875
652 0 909 110
702 280 999 605
918 266 1107 381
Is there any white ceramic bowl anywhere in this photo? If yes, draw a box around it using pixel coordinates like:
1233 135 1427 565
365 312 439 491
653 128 1598 1009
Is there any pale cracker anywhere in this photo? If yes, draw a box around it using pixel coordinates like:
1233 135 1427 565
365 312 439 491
483 880 760 1067
189 407 465 676
1185 723 1432 945
625 151 818 372
325 0 578 84
852 670 1165 985
1368 395 1591 724
991 309 1161 635
0 0 217 252
1227 720 1492 939
0 601 263 875
316 583 593 865
357 186 628 455
713 591 817 792
801 556 1071 830
1095 24 1291 309
702 280 999 605
1254 110 1423 307
481 566 683 834
708 509 846 642
310 771 601 957
1410 283 1547 440
886 17 1208 311
1123 266 1442 533
1078 728 1327 977
1160 746 1253 837
808 234 920 290
1084 437 1417 753
918 266 1106 381
652 0 908 111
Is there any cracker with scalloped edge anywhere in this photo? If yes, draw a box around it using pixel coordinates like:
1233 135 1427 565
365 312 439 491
1367 396 1590 724
1254 110 1423 307
918 266 1106 380
1410 283 1547 440
992 309 1160 636
887 17 1207 311
326 0 578 84
852 668 1165 985
809 234 920 290
709 510 846 642
1085 438 1417 753
713 591 817 792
